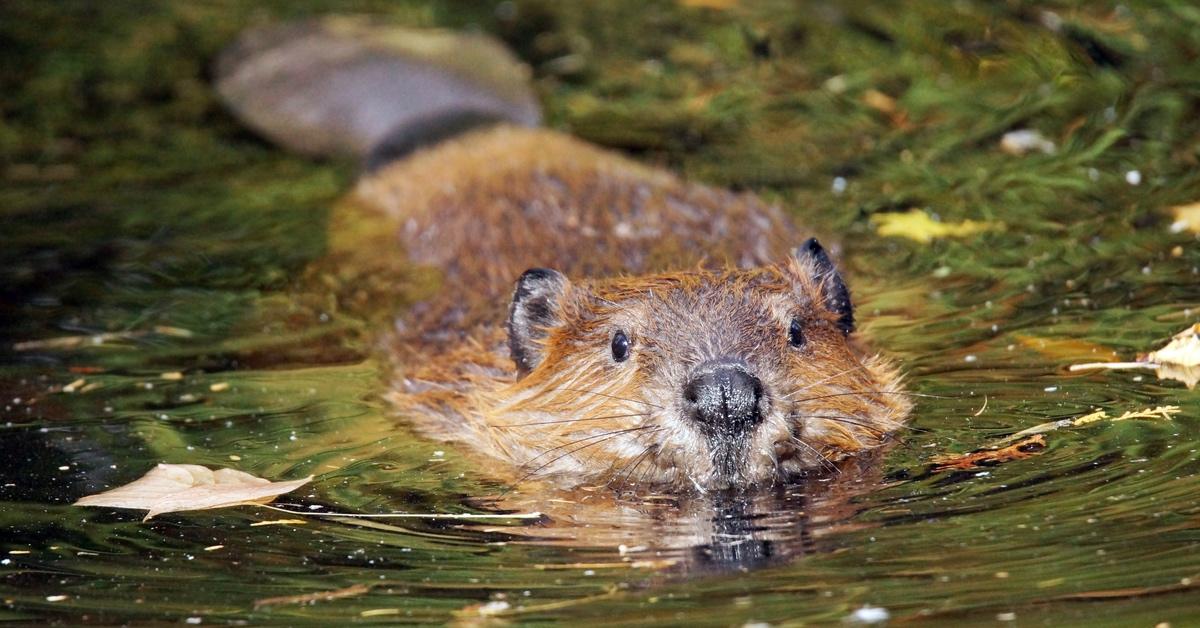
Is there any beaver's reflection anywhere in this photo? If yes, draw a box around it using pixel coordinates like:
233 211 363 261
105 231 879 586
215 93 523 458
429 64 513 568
684 489 812 572
487 458 884 576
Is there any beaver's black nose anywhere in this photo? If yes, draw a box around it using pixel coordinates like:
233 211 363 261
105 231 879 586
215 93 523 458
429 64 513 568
683 360 764 435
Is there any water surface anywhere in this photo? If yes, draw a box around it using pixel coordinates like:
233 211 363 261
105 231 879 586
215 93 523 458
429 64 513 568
2 1 1199 625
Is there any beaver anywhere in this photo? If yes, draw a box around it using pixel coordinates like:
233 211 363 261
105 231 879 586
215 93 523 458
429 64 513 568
216 17 911 493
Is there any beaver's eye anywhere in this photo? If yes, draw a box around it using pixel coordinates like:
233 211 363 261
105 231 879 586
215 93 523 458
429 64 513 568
611 330 631 362
788 318 805 348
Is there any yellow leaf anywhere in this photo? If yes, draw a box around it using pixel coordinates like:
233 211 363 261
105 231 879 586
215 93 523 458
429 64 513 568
1071 410 1108 426
1169 202 1200 234
873 209 1002 243
1110 405 1181 421
73 463 312 521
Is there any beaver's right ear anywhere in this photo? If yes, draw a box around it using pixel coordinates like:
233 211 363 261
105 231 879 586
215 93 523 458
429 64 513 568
508 268 570 376
789 238 854 336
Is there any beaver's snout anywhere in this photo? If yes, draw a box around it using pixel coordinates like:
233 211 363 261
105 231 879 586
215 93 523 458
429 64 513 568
682 359 765 437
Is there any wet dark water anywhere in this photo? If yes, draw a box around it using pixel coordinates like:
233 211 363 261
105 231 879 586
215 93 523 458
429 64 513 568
3 1 1200 625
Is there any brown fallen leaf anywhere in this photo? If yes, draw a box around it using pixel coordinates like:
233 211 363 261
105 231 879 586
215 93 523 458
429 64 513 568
1070 323 1200 388
254 583 372 609
930 435 1046 472
74 463 312 521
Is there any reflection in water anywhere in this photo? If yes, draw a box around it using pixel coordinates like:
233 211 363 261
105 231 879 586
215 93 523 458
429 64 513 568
479 454 888 576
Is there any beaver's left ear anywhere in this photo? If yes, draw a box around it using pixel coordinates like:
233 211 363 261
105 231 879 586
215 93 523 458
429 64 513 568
789 238 854 335
508 268 571 376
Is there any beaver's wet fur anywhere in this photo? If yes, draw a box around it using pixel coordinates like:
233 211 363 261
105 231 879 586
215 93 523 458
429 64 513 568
214 18 910 493
362 127 911 492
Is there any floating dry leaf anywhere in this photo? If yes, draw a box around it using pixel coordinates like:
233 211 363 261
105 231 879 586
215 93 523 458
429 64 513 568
73 463 312 521
1070 324 1200 388
1142 323 1200 367
1169 201 1200 234
930 435 1047 471
873 209 1003 243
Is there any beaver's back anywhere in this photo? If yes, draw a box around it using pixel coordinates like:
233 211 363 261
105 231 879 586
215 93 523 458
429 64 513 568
355 126 797 336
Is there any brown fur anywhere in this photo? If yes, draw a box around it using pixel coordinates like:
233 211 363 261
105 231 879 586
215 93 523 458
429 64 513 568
362 125 910 491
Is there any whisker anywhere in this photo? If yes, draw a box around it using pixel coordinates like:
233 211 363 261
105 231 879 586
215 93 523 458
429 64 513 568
490 412 649 428
579 437 609 472
634 447 659 487
792 413 889 437
790 437 840 475
517 425 660 471
516 426 663 484
610 444 651 486
792 413 933 435
782 389 949 403
545 386 664 410
610 444 655 493
790 364 866 394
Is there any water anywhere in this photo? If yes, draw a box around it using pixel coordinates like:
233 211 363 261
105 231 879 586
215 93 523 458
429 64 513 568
3 1 1199 625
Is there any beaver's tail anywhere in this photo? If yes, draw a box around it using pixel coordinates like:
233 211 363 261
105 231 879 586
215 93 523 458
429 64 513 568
214 16 540 169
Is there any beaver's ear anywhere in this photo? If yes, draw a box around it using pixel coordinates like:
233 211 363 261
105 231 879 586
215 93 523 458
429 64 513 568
789 238 854 335
508 268 570 376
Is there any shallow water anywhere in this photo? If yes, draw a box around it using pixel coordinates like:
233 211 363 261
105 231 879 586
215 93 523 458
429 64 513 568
3 1 1200 625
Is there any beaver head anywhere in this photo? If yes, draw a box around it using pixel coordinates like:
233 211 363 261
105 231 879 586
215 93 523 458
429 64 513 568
488 238 910 491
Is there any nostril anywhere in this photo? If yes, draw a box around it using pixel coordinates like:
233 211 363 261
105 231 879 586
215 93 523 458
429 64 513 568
682 361 765 431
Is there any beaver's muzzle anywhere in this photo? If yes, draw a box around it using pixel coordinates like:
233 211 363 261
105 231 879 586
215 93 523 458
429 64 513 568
683 359 765 439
